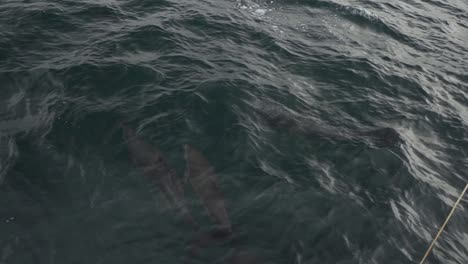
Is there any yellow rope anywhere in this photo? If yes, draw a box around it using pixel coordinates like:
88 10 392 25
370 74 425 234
419 183 468 264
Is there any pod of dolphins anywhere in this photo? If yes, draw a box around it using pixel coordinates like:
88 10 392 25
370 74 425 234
122 123 257 263
120 102 400 263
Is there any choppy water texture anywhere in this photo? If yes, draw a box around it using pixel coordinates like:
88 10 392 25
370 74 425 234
1 0 468 263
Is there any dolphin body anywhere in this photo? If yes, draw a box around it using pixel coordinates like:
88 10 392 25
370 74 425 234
122 124 194 225
0 135 18 185
253 102 400 148
184 144 232 232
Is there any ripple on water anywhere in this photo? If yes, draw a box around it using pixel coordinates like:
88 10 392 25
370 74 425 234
0 0 467 263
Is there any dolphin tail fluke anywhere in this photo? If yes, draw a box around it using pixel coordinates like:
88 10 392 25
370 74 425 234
187 226 233 258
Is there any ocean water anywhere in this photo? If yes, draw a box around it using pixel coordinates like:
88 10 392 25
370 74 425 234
1 0 468 263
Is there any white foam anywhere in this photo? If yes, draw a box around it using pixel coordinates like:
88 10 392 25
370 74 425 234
254 9 267 16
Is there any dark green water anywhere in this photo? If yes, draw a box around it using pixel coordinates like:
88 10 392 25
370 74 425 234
1 0 467 263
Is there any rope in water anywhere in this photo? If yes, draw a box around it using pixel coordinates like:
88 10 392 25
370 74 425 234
419 183 468 264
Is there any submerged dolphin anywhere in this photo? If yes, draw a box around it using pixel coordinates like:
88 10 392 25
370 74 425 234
0 135 18 185
254 101 400 147
122 124 194 225
184 144 232 232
